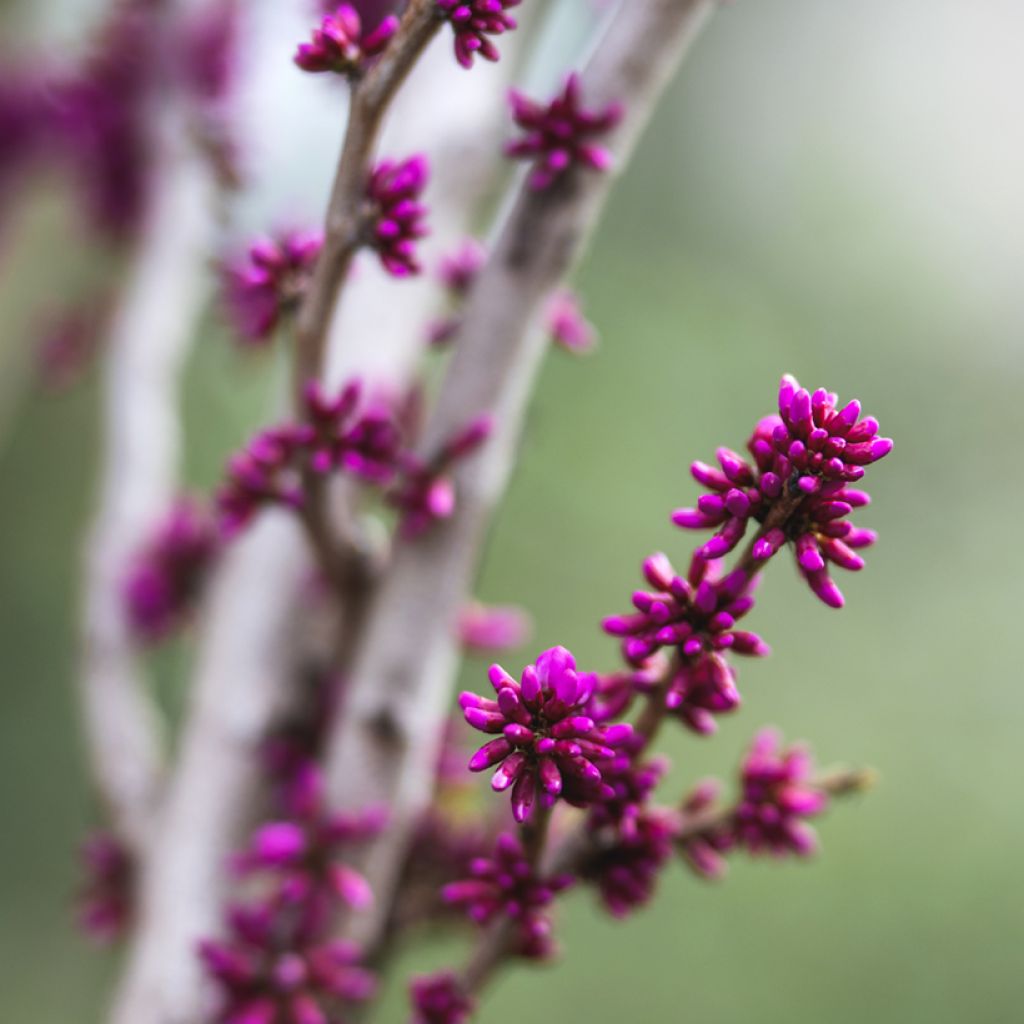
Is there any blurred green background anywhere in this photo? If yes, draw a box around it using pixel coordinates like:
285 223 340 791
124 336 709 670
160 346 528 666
2 1 1022 1022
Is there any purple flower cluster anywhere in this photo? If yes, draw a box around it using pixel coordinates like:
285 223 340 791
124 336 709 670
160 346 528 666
221 230 324 345
580 810 677 918
442 833 573 959
460 646 633 822
507 73 623 190
294 4 399 76
200 906 376 1024
410 973 475 1024
121 499 219 643
366 155 431 277
677 731 830 879
217 379 398 534
604 553 768 734
436 0 521 70
217 379 490 540
673 374 891 608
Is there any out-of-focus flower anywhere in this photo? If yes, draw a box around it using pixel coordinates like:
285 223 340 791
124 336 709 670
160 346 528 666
507 73 623 190
388 415 491 538
410 972 474 1024
294 4 399 76
731 728 827 856
457 601 531 654
545 288 596 354
580 810 677 917
200 904 376 1024
436 0 521 70
122 499 219 643
366 155 430 277
221 230 323 345
76 832 134 944
442 832 572 958
459 646 632 822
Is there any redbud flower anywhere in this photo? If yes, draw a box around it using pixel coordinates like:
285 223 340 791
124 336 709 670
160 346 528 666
410 972 474 1024
232 796 385 931
122 499 219 642
76 832 134 944
457 601 531 654
673 375 891 609
580 810 677 918
200 904 376 1024
221 230 323 345
586 748 669 838
436 0 521 70
507 73 623 190
732 728 827 857
294 5 399 76
677 779 729 880
460 646 633 822
604 554 768 733
442 833 573 957
546 288 596 354
179 0 239 102
388 415 491 538
366 155 430 277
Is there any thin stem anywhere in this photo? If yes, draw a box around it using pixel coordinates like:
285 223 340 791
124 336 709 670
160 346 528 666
292 0 443 398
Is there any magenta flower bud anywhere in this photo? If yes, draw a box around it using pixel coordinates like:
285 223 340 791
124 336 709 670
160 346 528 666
506 74 624 190
460 647 632 821
443 833 573 955
545 288 597 354
294 5 398 76
221 229 323 344
436 0 521 69
365 155 430 277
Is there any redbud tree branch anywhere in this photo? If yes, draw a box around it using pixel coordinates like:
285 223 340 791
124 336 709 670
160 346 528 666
107 33 519 1024
325 0 718 951
78 108 216 856
291 0 443 597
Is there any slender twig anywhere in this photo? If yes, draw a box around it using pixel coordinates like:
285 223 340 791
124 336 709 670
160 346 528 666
292 0 442 397
78 108 215 856
325 0 718 951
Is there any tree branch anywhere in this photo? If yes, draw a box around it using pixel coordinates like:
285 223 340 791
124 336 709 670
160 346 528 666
324 0 717 950
78 111 215 855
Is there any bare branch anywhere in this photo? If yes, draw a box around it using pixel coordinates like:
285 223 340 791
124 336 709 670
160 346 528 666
78 114 215 855
325 0 717 949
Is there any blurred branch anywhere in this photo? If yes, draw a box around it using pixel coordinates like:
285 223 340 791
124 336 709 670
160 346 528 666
325 0 717 951
107 33 519 1024
78 109 215 856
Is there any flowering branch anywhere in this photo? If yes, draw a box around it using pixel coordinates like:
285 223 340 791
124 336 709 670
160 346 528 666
107 22 521 1022
292 0 443 396
324 0 718 950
